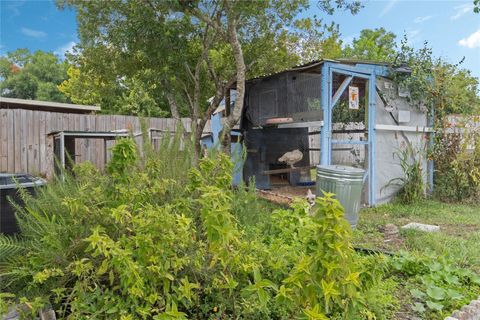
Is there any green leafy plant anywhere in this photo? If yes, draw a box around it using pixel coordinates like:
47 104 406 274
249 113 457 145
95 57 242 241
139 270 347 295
391 251 480 318
388 144 426 204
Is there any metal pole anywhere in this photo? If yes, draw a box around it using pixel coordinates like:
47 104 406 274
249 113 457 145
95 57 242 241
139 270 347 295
367 75 377 206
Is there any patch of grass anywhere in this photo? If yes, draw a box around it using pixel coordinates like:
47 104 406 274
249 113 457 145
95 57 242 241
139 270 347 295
355 199 480 271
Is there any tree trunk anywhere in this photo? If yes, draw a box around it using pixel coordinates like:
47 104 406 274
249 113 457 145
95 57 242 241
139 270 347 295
220 12 246 154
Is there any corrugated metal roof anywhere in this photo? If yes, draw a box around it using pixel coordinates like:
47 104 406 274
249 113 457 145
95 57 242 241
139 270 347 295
245 58 392 83
0 97 100 114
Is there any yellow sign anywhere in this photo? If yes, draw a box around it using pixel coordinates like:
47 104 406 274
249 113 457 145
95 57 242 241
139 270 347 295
349 86 359 110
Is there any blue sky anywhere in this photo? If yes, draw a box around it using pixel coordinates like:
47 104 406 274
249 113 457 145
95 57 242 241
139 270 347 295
1 0 479 78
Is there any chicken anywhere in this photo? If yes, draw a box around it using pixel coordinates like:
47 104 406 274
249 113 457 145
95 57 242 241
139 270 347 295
278 149 303 168
306 189 316 206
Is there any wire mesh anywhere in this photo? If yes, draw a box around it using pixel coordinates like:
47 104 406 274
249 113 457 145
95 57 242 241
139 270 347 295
245 71 323 126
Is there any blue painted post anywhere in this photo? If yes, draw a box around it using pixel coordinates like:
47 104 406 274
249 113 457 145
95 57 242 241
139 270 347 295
327 67 334 164
367 74 377 206
320 63 330 165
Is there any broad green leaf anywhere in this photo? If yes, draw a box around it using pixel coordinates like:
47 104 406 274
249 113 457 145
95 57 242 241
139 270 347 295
446 289 463 300
303 304 329 320
443 273 460 285
410 288 426 299
426 286 445 300
426 300 444 311
411 302 425 313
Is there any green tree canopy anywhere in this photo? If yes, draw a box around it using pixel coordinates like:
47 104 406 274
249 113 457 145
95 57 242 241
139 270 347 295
58 0 361 154
343 27 397 62
0 49 69 102
393 36 480 117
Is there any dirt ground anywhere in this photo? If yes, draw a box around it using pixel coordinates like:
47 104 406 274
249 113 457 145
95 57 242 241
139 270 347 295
257 185 315 205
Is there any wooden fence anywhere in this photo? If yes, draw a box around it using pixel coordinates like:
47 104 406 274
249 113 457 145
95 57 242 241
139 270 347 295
0 109 201 178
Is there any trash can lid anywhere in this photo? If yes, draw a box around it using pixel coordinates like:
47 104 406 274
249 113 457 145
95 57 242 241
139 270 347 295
316 165 365 176
0 173 46 189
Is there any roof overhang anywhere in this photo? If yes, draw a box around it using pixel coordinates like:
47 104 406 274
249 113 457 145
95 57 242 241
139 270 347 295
240 59 402 86
0 97 100 114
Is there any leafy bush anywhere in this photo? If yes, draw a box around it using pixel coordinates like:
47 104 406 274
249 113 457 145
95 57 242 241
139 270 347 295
0 133 388 319
388 144 426 204
433 126 480 202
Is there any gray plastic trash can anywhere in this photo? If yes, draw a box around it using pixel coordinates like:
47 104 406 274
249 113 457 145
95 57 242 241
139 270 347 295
316 165 365 228
0 174 46 235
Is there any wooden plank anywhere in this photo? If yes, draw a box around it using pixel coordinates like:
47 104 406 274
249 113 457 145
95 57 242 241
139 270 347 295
53 112 61 132
161 118 168 132
78 114 86 163
117 115 126 131
45 112 54 178
39 111 47 176
63 113 69 132
13 110 20 172
0 109 7 172
18 110 28 172
95 114 106 169
108 114 114 130
374 124 433 133
262 166 316 175
33 109 40 173
73 114 82 163
132 116 141 132
69 112 76 130
6 110 15 172
87 115 95 163
124 115 134 132
26 110 34 172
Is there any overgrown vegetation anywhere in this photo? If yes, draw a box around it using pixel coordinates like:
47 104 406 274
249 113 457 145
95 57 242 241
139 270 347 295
433 123 480 202
355 200 480 319
1 133 392 319
1 133 478 319
388 37 480 204
389 145 426 204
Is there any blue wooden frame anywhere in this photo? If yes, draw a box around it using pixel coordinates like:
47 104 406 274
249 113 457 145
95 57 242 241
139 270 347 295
320 62 390 206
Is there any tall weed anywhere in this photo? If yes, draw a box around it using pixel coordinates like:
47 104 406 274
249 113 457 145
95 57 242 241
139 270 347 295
389 144 426 204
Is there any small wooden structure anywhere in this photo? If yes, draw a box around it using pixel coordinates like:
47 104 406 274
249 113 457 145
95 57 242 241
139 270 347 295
49 130 130 174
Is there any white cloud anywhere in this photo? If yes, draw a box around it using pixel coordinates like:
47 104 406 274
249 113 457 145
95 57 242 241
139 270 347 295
459 30 480 48
6 0 25 17
55 41 76 58
404 29 421 45
451 3 474 20
414 15 432 23
21 27 47 38
380 0 398 17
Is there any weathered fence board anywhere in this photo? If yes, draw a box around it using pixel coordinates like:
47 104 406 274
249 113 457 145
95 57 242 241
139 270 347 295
0 109 7 172
0 109 200 178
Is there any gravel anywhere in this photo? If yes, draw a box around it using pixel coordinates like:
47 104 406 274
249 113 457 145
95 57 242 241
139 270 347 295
445 297 480 320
